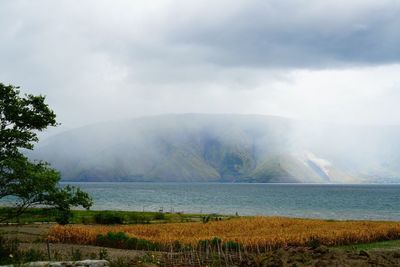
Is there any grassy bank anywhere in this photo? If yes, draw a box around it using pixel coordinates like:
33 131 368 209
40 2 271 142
0 207 227 225
336 239 400 251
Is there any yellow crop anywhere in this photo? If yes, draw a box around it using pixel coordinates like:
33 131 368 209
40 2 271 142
47 217 400 249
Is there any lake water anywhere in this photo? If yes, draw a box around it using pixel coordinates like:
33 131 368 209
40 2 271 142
62 183 400 221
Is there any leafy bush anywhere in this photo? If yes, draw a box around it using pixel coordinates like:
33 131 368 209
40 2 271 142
70 247 82 261
94 212 124 224
99 248 109 260
306 236 321 249
0 236 20 265
172 240 183 250
126 213 150 224
110 257 131 267
23 249 46 262
198 237 230 252
198 239 210 250
139 253 160 265
202 216 210 223
154 212 165 220
55 209 73 225
0 236 46 265
95 231 159 250
223 241 240 251
96 232 129 248
211 237 222 248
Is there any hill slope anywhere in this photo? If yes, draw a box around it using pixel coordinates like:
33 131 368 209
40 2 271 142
29 114 400 183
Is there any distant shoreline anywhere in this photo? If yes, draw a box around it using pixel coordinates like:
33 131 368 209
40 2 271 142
4 183 400 220
60 181 400 185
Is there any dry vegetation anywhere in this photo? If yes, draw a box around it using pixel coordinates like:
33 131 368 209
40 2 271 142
48 216 400 251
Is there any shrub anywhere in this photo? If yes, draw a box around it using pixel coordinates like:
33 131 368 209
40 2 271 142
0 236 46 265
202 216 210 223
306 236 321 249
137 238 158 250
211 237 222 248
95 231 159 250
223 241 240 251
70 248 82 261
126 237 138 249
139 253 160 265
197 237 226 252
110 257 131 267
172 240 183 250
154 212 165 220
99 248 109 260
96 232 128 248
55 210 73 225
23 249 46 262
94 212 124 224
198 239 210 251
0 236 20 265
127 213 150 224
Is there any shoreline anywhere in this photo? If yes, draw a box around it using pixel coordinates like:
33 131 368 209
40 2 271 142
1 207 400 224
60 181 400 185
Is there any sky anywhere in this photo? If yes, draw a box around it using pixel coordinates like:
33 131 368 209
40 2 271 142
1 0 400 131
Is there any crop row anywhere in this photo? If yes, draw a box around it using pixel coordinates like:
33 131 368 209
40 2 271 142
47 217 400 251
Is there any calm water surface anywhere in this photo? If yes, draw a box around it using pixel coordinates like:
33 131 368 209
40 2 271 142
62 183 400 221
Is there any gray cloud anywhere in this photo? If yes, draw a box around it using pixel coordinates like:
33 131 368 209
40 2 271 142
169 0 400 67
0 0 400 130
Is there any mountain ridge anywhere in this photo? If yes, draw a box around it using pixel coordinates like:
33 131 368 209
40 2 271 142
29 114 400 183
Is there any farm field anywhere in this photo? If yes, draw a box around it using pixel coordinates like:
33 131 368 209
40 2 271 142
3 216 400 266
48 216 400 251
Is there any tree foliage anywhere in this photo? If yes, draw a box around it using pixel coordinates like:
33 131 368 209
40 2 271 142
0 83 92 223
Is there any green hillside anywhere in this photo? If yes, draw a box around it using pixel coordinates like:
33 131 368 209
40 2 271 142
28 114 400 183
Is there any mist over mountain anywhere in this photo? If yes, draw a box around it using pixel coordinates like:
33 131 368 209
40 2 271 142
28 114 400 183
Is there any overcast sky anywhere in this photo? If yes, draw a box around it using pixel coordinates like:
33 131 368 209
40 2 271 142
1 0 400 131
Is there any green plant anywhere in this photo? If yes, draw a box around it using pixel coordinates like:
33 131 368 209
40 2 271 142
23 248 46 262
0 236 47 265
70 247 82 261
53 250 63 261
110 257 131 267
211 237 222 248
127 213 150 224
94 212 124 225
306 236 321 249
99 248 108 260
140 253 160 264
55 209 73 225
0 83 92 223
126 237 138 249
0 236 20 265
198 239 210 251
154 212 165 220
202 216 210 223
96 231 160 250
223 241 240 251
172 240 183 250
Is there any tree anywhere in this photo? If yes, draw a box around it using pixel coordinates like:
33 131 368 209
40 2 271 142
0 83 92 223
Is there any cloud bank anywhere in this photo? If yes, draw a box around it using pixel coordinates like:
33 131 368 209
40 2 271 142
1 0 400 130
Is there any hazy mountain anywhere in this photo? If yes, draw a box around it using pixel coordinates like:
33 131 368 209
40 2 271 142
28 114 400 183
